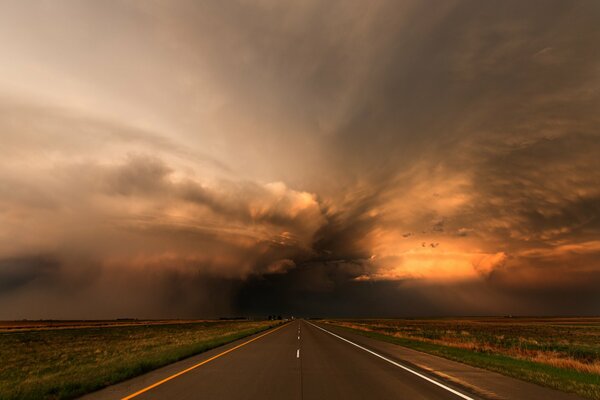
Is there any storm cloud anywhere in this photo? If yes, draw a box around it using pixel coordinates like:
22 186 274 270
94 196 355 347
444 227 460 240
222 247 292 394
0 0 598 318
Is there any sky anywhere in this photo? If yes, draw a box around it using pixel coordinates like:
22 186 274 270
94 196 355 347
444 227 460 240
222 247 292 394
0 0 599 319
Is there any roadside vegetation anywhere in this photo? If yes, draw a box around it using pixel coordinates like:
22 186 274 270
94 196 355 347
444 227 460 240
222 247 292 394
0 319 278 400
326 317 600 399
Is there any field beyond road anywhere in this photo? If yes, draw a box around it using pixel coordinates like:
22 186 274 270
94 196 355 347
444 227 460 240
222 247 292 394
326 317 600 399
0 319 278 400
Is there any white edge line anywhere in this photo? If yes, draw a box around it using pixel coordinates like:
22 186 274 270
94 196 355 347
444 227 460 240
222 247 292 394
306 321 475 400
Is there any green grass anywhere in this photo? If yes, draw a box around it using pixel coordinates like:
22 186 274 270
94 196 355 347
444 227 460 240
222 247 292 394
0 320 279 400
328 320 600 399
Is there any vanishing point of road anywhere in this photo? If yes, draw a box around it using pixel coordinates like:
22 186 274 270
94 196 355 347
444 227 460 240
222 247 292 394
83 320 584 400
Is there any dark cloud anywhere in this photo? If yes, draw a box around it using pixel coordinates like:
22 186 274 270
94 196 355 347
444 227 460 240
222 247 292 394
238 262 600 317
0 255 242 319
0 0 598 318
0 256 60 292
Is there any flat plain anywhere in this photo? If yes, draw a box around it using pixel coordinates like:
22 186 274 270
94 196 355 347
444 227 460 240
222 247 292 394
0 319 277 400
326 317 600 399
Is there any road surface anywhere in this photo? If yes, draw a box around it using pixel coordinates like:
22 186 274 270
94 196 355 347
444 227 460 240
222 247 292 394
83 320 583 400
112 320 480 400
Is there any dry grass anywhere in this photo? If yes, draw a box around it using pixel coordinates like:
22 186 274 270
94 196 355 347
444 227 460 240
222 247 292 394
0 319 278 400
327 317 600 399
329 318 600 375
0 319 212 332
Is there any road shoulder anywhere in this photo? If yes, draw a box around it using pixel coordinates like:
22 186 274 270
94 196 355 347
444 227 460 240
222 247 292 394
318 322 584 400
79 323 288 400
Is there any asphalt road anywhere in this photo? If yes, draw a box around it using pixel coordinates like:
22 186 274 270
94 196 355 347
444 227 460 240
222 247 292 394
119 320 479 400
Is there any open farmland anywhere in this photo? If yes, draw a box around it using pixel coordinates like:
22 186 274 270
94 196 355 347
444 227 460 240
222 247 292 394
326 317 600 399
0 319 278 400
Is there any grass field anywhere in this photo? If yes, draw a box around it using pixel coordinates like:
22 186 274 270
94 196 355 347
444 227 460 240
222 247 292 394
326 317 600 399
0 319 279 400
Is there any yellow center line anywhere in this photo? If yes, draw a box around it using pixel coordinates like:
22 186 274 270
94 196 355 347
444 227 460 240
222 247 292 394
122 322 291 400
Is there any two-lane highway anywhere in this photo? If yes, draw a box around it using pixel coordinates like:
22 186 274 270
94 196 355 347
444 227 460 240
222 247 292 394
115 320 477 400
